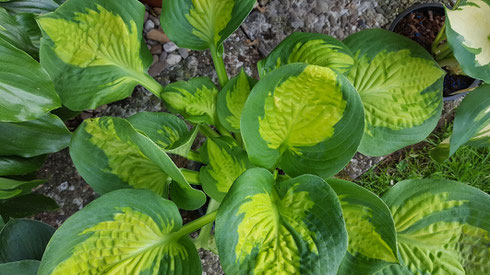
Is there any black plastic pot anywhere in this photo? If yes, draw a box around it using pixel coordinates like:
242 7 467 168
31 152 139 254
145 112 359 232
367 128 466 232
390 3 480 101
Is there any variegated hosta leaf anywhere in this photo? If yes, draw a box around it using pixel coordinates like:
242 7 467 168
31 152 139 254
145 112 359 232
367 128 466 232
38 189 202 275
161 77 218 125
450 84 490 154
446 0 490 82
0 177 44 199
344 29 445 156
161 0 256 50
216 168 347 274
257 32 354 77
216 69 257 132
0 37 60 122
382 179 490 274
127 112 199 158
199 137 250 202
0 114 71 158
70 116 205 210
0 7 38 58
327 179 399 275
241 63 364 178
37 0 156 110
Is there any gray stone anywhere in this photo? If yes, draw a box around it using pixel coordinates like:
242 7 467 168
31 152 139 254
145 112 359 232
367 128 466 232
149 61 166 77
159 51 168 61
163 42 178 52
178 48 189 59
166 53 182 65
144 19 154 32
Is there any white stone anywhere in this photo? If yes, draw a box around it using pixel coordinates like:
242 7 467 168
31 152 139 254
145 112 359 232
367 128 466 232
166 53 182 65
163 42 178 52
144 20 155 32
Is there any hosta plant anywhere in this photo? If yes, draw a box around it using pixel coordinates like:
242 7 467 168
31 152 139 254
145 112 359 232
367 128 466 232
430 0 490 161
0 0 69 220
0 0 489 274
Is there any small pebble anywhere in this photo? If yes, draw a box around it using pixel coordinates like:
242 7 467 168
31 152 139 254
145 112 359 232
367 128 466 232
144 20 155 32
159 51 168 61
152 54 159 64
166 53 182 65
146 29 170 43
149 61 166 77
163 42 178 52
150 44 162 55
58 181 69 191
149 15 160 26
178 48 189 59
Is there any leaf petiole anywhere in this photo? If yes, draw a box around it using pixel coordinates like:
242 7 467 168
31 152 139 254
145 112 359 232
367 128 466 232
210 45 229 87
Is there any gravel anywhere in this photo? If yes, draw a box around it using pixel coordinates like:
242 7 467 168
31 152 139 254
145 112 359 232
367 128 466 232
35 1 458 274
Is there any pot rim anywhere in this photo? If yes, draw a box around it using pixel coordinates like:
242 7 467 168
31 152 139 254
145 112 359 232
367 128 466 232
389 3 446 31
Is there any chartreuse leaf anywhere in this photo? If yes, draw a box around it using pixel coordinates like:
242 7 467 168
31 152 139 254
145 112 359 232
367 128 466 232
161 0 255 50
450 84 490 154
70 116 205 210
199 137 250 202
127 112 199 158
382 179 490 274
326 179 398 274
38 189 202 275
241 63 364 178
37 0 157 110
344 29 445 156
217 69 257 133
0 37 60 122
446 0 490 82
0 177 44 199
0 260 40 275
0 0 58 14
0 7 38 58
257 32 354 77
0 219 55 263
0 155 45 176
216 168 347 274
161 77 218 125
0 114 71 158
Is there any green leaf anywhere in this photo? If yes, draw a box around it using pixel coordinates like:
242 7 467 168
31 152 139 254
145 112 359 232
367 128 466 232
241 63 364 178
199 137 250 202
161 77 218 125
0 155 45 176
374 264 412 275
216 69 257 132
257 32 354 77
450 84 490 155
37 0 158 110
0 37 60 122
382 179 490 274
0 219 55 263
344 29 445 156
0 193 57 219
38 189 202 275
0 7 38 58
14 12 42 50
70 116 205 210
0 177 44 199
327 178 398 275
0 0 58 14
127 112 199 158
160 0 256 50
0 260 40 275
446 0 490 82
216 168 347 274
0 114 71 158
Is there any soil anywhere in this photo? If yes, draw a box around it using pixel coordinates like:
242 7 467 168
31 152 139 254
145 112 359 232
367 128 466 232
392 8 476 97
